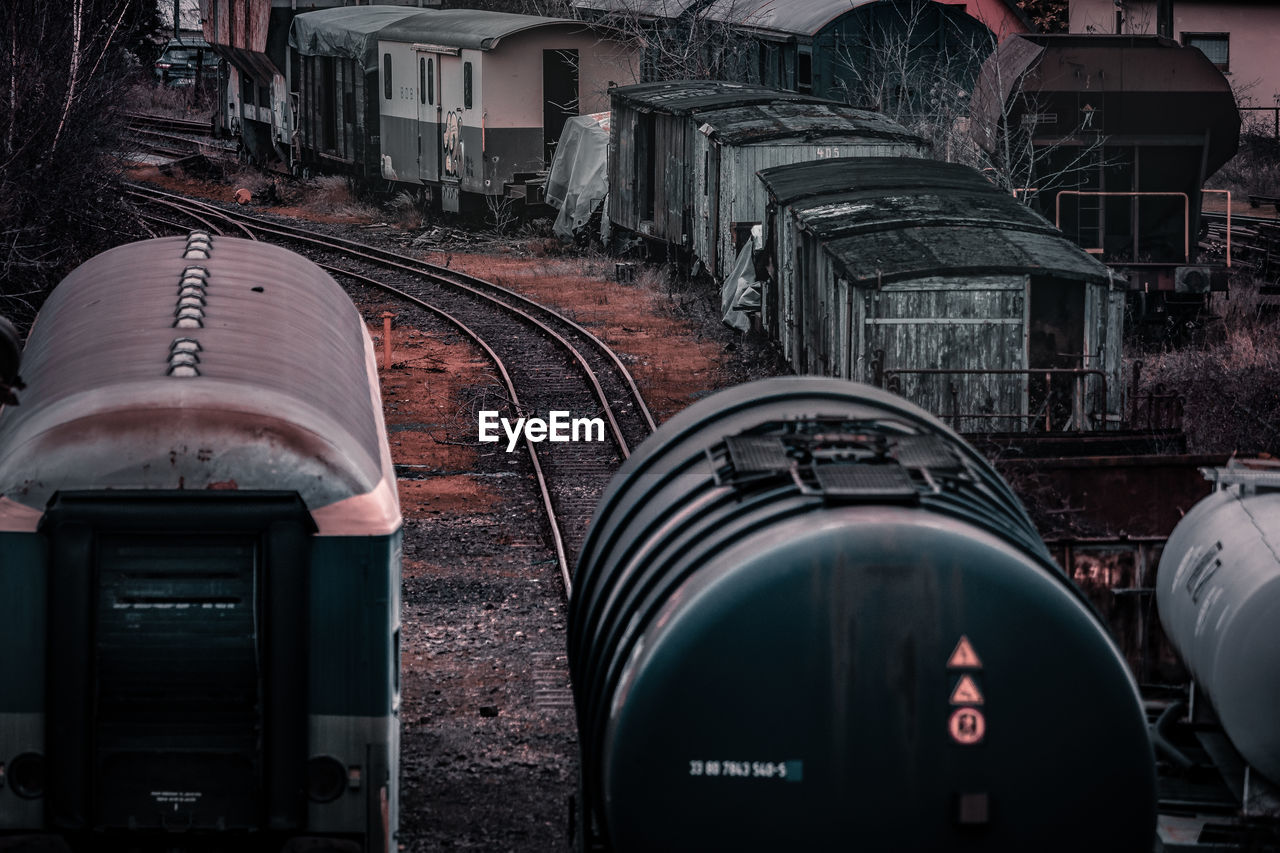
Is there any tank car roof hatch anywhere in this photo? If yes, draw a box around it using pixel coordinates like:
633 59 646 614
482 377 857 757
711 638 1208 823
0 235 399 536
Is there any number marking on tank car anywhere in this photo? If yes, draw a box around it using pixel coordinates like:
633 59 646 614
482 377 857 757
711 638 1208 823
687 760 803 781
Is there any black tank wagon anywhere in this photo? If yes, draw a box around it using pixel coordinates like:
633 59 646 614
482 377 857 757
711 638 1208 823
569 377 1156 852
0 235 402 852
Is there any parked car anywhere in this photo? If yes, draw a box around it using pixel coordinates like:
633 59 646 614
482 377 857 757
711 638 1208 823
154 36 219 86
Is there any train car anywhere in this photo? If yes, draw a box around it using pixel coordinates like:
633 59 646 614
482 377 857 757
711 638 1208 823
290 6 435 180
1157 459 1280 788
0 234 402 853
756 156 1125 432
569 376 1157 852
201 0 434 166
970 34 1241 324
373 10 640 212
608 80 924 277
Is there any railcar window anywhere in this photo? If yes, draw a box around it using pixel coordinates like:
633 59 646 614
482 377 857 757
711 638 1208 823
384 53 392 100
797 50 813 94
428 58 434 105
420 58 426 105
1182 32 1229 71
464 61 473 110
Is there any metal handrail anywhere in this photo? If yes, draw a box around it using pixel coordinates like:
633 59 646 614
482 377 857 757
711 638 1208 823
1055 190 1189 264
882 367 1109 432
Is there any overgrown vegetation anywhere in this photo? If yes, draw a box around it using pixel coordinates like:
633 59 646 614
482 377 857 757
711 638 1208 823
1137 277 1280 454
0 1 163 327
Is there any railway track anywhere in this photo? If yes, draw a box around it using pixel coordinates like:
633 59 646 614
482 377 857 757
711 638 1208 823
1202 209 1280 283
123 111 213 135
126 183 655 596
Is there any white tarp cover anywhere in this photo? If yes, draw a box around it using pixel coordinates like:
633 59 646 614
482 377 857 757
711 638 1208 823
547 112 611 239
721 235 762 332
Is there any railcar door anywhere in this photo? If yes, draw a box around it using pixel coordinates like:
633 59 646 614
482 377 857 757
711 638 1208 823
415 49 441 186
438 54 463 213
42 493 311 837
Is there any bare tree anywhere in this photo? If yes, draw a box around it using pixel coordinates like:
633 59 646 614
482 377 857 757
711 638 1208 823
0 1 145 325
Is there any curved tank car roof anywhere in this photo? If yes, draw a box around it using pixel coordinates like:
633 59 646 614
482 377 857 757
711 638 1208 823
0 234 399 535
759 157 1113 286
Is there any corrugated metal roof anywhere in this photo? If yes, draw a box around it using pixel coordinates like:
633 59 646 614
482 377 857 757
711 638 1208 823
377 9 590 50
0 236 396 518
695 101 922 145
611 79 825 114
761 157 1111 285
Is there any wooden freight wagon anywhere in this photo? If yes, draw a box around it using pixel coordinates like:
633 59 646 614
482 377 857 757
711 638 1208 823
758 157 1125 433
608 81 819 253
290 7 433 179
688 100 925 279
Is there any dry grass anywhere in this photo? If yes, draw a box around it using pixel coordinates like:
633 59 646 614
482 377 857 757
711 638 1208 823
1207 135 1280 198
120 80 214 119
1136 278 1280 454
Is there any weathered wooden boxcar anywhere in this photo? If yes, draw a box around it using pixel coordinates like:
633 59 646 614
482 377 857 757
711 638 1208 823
688 98 926 278
375 10 639 212
290 6 435 180
608 80 923 277
758 157 1125 432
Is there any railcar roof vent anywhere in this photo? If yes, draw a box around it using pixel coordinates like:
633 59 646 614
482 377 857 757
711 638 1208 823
167 337 202 377
184 231 212 260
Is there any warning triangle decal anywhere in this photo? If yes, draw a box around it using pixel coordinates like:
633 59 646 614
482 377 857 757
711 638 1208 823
950 674 984 705
947 635 982 669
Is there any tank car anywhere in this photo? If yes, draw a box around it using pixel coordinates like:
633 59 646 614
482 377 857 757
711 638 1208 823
0 235 402 852
569 377 1156 852
1157 459 1280 786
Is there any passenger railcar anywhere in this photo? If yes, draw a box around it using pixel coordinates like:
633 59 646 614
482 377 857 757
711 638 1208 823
971 35 1241 321
569 376 1156 852
757 156 1125 432
0 235 402 853
291 7 639 212
608 80 924 277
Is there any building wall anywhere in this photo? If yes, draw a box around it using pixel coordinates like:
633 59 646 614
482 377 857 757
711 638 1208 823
1070 0 1280 109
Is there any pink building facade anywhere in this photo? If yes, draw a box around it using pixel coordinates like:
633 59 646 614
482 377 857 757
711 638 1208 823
1070 0 1280 122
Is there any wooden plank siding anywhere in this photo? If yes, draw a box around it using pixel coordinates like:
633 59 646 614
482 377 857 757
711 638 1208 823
693 140 921 282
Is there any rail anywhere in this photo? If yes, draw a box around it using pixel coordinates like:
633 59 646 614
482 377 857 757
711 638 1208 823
878 366 1109 432
1055 190 1189 264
